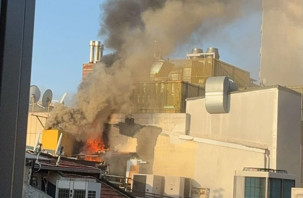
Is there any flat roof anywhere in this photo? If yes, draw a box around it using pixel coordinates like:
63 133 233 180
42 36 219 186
186 85 301 101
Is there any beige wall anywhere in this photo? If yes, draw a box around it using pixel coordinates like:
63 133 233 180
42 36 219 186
152 135 265 198
153 135 197 178
26 112 49 148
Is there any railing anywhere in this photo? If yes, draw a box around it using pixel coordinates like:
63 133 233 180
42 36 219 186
243 167 288 174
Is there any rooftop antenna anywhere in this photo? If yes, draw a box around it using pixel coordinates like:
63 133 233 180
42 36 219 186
42 89 53 112
29 85 41 112
59 93 67 104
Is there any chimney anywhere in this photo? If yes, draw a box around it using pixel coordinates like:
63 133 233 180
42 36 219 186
89 40 95 63
94 41 100 63
89 40 104 63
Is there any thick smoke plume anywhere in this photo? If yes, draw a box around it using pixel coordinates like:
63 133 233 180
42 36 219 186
260 0 303 86
46 0 259 143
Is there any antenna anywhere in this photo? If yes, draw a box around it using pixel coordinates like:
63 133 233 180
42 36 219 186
59 93 67 104
42 89 53 110
29 85 41 103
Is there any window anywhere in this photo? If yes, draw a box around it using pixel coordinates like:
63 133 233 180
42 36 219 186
88 191 96 198
58 188 70 198
269 178 282 198
283 179 295 198
244 177 265 198
73 190 86 198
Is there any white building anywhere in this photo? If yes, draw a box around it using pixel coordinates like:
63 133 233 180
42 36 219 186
110 86 302 198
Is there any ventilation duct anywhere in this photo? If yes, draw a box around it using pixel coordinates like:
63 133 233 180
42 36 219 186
205 76 237 114
89 40 104 63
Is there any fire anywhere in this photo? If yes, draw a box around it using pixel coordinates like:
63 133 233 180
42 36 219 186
81 137 105 162
85 138 105 154
83 155 102 163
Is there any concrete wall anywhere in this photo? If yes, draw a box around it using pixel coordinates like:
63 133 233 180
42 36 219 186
152 135 265 198
180 86 301 197
186 88 278 147
23 184 52 198
110 88 301 197
276 89 302 185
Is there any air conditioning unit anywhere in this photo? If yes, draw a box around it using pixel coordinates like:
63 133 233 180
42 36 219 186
132 174 164 197
164 176 191 198
55 178 101 198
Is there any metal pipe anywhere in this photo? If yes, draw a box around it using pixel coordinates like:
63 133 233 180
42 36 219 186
89 40 95 63
55 133 63 155
33 131 42 152
56 146 64 166
94 41 100 63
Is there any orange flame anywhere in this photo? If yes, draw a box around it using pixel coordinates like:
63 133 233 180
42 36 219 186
86 138 105 154
83 155 102 163
82 137 105 162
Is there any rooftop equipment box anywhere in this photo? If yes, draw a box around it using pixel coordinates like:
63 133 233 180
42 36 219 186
132 174 164 197
164 176 191 198
42 129 76 156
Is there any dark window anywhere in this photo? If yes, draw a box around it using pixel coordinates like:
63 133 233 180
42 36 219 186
269 178 282 198
88 190 96 198
283 179 295 198
58 188 69 198
244 177 266 198
74 190 86 198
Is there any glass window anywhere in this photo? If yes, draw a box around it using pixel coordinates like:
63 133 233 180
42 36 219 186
283 179 295 198
269 178 282 198
245 177 266 198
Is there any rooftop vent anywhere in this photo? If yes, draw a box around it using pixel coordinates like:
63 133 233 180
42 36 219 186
206 47 220 59
205 76 237 114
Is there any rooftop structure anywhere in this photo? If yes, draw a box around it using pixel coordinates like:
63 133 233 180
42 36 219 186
150 48 253 88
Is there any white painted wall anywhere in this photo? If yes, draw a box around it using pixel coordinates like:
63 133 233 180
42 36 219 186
110 87 301 197
276 89 302 185
182 86 301 196
186 88 278 147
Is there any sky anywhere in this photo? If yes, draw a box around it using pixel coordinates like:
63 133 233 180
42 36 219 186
31 0 262 104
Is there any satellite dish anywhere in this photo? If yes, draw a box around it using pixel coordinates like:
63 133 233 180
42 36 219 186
42 89 53 108
29 85 41 103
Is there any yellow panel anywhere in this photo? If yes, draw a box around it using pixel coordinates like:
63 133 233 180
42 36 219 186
42 129 59 150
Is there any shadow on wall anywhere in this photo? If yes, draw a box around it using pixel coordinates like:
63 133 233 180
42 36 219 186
117 117 162 174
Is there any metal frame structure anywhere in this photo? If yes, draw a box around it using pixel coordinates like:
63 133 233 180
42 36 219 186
0 0 36 197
